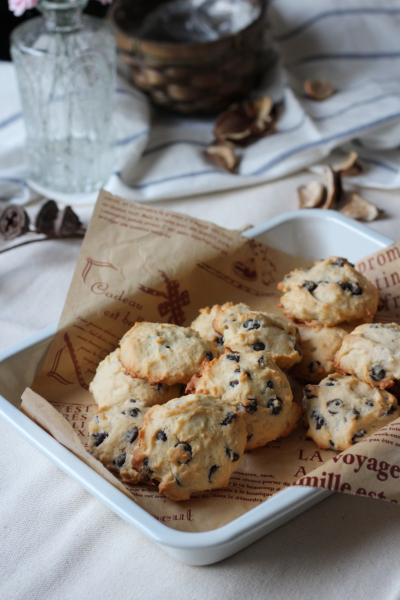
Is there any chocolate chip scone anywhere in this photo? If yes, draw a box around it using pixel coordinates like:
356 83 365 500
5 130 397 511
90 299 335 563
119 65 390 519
119 322 218 386
88 399 150 483
213 311 301 369
212 301 252 334
89 349 183 409
131 394 247 501
277 256 379 326
290 325 348 384
186 351 302 450
335 323 400 389
190 305 225 354
302 373 399 451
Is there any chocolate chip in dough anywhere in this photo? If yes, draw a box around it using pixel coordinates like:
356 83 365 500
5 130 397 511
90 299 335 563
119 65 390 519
126 428 138 444
331 257 345 267
352 430 366 443
267 398 283 415
243 319 260 330
221 412 237 426
243 398 258 414
225 447 240 461
302 280 318 293
113 453 126 468
92 432 108 447
252 342 266 351
226 354 240 363
370 366 386 381
208 465 219 482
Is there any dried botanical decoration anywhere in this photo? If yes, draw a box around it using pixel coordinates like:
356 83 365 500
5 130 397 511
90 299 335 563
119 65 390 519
54 206 82 237
204 141 239 173
321 166 341 209
214 104 254 142
212 95 278 155
0 205 30 240
298 181 326 209
341 193 380 222
0 200 85 254
333 151 363 176
35 199 59 235
304 78 335 101
251 95 276 135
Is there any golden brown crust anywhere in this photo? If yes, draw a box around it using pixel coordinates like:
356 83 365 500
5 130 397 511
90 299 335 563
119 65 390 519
130 394 247 501
185 349 299 450
119 322 217 386
334 323 400 389
277 257 379 326
302 373 399 451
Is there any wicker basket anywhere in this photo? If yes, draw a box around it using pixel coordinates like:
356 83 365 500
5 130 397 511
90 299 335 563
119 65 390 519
108 0 266 114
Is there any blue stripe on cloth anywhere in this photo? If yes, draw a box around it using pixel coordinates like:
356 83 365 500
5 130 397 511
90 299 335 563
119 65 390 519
112 129 149 147
276 112 308 133
291 52 400 66
360 158 399 174
312 93 400 122
116 168 218 189
143 139 209 156
116 109 400 188
139 113 306 157
0 112 22 130
274 8 400 42
251 111 400 176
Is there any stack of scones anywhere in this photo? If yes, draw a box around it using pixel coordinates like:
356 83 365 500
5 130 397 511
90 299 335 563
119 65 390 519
87 256 400 501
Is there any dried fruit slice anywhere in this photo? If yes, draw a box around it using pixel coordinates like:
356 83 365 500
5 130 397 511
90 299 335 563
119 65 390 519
35 200 59 235
204 142 239 173
54 206 82 237
214 103 253 142
304 79 335 101
341 193 379 222
321 166 341 209
333 151 363 176
298 181 326 209
0 205 30 240
251 95 276 135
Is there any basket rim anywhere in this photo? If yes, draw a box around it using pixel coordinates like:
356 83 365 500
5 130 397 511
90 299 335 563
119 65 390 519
108 0 266 58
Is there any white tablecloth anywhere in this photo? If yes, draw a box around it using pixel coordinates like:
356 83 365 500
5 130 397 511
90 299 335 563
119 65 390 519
2 172 400 599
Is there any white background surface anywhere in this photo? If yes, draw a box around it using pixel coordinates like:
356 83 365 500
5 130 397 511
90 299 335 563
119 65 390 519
2 172 400 599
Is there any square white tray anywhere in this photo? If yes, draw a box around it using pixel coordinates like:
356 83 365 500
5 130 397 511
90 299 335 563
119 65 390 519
0 209 393 566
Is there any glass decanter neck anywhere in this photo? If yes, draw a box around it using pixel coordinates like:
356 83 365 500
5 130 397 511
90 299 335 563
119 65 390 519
38 0 88 33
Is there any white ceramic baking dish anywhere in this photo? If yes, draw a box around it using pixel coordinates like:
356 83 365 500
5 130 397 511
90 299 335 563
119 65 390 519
0 209 393 566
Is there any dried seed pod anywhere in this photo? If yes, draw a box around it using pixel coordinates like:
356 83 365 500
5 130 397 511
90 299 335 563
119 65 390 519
333 151 363 176
341 193 379 222
54 206 82 238
204 142 239 173
251 95 276 135
0 205 30 240
304 79 335 101
321 166 341 209
35 200 59 235
298 181 327 209
214 104 254 142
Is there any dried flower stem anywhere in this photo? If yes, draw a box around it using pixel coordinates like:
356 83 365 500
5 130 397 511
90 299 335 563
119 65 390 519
0 232 85 255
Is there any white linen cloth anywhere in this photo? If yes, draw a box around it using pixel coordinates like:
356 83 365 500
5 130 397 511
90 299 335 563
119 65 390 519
2 174 400 599
2 0 400 206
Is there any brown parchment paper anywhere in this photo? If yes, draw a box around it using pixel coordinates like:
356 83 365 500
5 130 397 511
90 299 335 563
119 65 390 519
21 190 400 532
